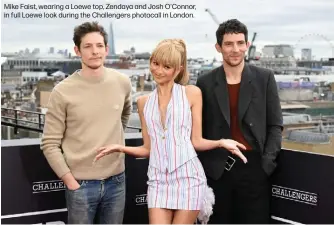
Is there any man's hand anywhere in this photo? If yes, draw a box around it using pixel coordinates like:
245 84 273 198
219 139 248 163
62 173 80 191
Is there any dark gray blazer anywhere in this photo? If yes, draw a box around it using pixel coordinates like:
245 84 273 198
196 63 283 180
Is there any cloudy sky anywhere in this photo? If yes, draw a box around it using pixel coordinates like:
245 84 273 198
1 0 334 59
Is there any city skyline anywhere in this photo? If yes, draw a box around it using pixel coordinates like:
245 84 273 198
2 42 332 61
1 0 334 59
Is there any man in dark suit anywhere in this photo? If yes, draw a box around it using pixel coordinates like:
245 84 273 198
196 19 283 224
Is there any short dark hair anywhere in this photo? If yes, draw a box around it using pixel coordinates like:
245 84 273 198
216 19 248 46
73 21 108 48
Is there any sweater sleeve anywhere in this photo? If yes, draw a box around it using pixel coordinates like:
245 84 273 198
40 89 71 178
121 76 132 130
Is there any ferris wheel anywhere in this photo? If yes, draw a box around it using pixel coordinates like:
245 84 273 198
294 33 334 58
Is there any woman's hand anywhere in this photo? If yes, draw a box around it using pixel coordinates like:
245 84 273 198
93 144 124 163
219 139 248 163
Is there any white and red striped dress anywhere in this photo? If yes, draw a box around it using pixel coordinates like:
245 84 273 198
143 83 208 211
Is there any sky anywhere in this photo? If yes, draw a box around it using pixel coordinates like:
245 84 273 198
1 0 334 59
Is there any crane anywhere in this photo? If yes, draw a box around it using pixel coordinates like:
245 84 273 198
247 32 257 61
204 8 220 25
204 8 258 62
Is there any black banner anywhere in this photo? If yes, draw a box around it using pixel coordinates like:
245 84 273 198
270 149 334 224
1 137 149 224
1 138 334 224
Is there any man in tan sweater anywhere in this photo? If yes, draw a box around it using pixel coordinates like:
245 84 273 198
41 22 132 224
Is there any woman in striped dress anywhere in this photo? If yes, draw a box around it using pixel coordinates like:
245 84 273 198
94 39 248 224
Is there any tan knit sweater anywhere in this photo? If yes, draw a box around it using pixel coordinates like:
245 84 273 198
41 67 132 180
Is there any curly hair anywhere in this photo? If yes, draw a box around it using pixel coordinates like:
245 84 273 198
73 21 108 48
216 19 248 46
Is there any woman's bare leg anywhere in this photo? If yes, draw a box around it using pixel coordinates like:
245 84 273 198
149 208 174 224
172 209 199 224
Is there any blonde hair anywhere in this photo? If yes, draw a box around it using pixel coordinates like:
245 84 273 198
150 39 189 85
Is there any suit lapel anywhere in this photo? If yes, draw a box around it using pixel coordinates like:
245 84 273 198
238 64 255 124
214 66 230 127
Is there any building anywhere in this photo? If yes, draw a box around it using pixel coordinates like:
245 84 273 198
48 47 54 54
21 71 48 85
1 70 22 86
262 44 294 58
301 48 312 61
108 22 116 56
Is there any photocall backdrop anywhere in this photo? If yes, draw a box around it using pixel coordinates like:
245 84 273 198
1 138 334 224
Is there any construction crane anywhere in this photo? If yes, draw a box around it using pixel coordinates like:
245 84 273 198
204 8 220 25
204 8 258 61
247 32 257 61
